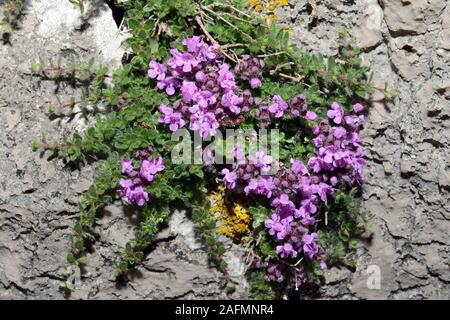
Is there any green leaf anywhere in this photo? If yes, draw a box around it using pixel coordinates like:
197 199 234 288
67 253 76 264
127 19 139 30
250 206 271 229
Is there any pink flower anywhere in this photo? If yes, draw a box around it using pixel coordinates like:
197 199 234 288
168 49 200 73
353 103 364 113
221 168 237 189
147 60 167 81
327 102 344 124
129 186 149 206
158 104 185 132
181 81 198 103
302 232 319 259
276 243 298 259
221 91 243 114
217 63 237 92
305 110 317 121
140 157 165 183
120 158 134 174
268 95 288 118
250 78 261 88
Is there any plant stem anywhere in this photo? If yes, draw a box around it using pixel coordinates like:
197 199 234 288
204 2 253 19
194 15 238 63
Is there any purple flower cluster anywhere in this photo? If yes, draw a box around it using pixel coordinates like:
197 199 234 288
148 36 266 138
117 147 165 206
147 36 366 288
234 55 265 89
221 102 365 285
256 94 317 127
308 102 366 186
220 151 325 268
150 36 321 137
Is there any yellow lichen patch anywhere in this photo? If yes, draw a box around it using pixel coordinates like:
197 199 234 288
208 185 252 242
248 0 289 20
249 0 264 12
282 26 292 34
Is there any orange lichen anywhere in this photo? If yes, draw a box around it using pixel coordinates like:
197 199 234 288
208 184 252 242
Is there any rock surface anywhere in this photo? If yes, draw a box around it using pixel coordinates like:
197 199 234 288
0 0 247 299
277 0 450 299
1 0 449 300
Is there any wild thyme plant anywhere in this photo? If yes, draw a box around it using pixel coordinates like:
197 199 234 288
34 0 374 299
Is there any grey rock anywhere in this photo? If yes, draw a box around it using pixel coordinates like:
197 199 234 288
348 224 399 299
438 169 450 189
380 0 446 35
401 257 429 279
169 210 203 250
400 155 415 176
352 0 383 50
418 244 450 282
0 0 248 300
323 267 351 285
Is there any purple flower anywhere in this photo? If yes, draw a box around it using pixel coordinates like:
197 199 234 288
189 109 220 137
311 182 333 202
140 157 165 183
257 177 276 198
290 94 307 117
117 147 165 207
118 178 133 197
353 103 364 113
193 90 217 109
271 194 293 208
156 76 179 96
333 126 347 139
181 81 198 103
218 63 237 92
250 78 261 88
296 206 316 226
330 176 338 186
221 168 237 189
265 263 285 283
248 151 272 174
327 102 344 124
302 232 319 259
265 214 293 241
168 49 200 73
159 104 185 131
121 158 134 174
118 179 149 207
290 159 308 175
148 60 167 81
221 91 243 114
276 243 298 259
195 70 207 82
305 110 317 121
182 35 217 61
129 186 149 206
234 56 264 88
268 95 288 118
182 35 207 53
244 178 258 195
